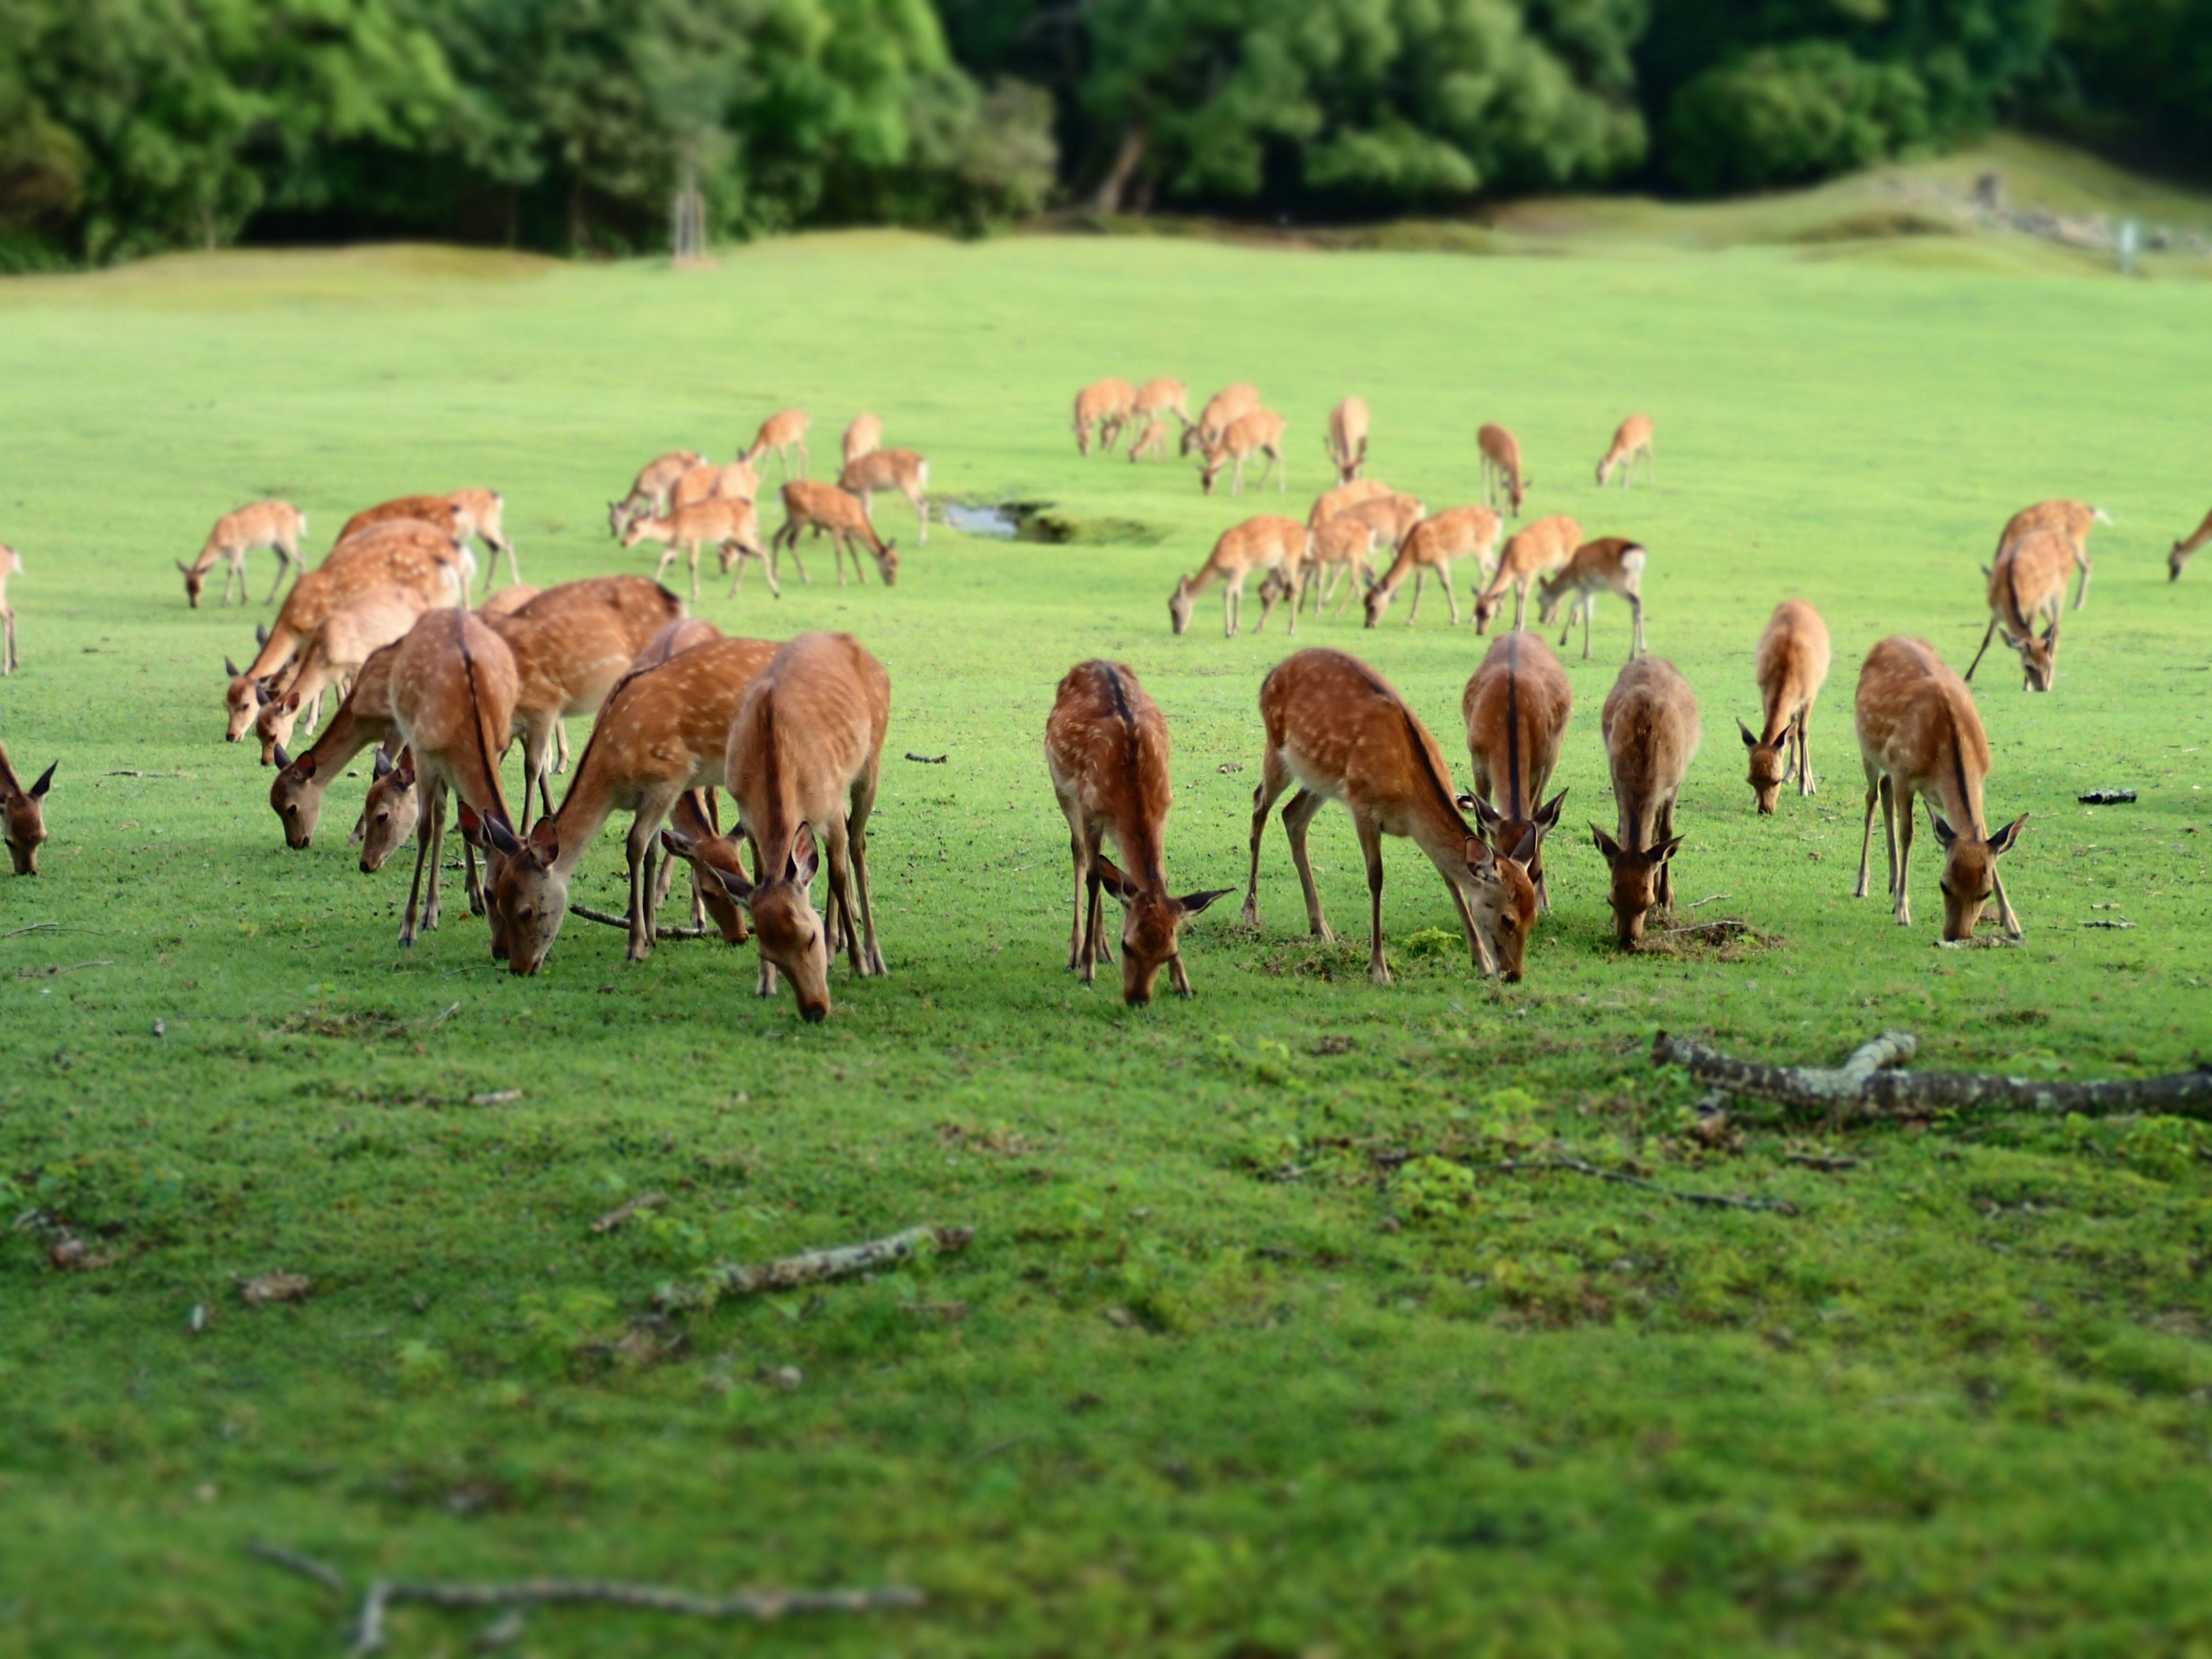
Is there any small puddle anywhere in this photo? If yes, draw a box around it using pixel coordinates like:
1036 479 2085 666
946 500 1162 548
943 502 1019 539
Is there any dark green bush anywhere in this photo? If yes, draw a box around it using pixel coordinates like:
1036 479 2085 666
1666 42 1930 195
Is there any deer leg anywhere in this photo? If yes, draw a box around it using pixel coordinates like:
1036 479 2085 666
1963 616 1999 683
260 551 287 605
1854 771 1880 899
1353 812 1389 984
688 543 701 604
1879 777 1900 901
1282 787 1334 945
1892 787 1915 927
1513 583 1528 632
1232 455 1246 497
398 781 437 946
1065 815 1093 974
653 546 679 587
1656 798 1678 915
1629 592 1645 658
426 781 452 933
1169 953 1194 996
1241 745 1295 930
1224 576 1241 639
626 815 660 962
462 821 484 918
843 771 887 976
555 720 571 776
1993 862 2024 939
2073 555 2092 612
1442 565 1463 626
1408 569 1424 626
1447 880 1497 977
1798 711 1816 797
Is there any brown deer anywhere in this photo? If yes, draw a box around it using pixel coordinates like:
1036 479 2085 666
1997 499 2108 610
1592 655 1699 948
838 448 930 546
0 740 55 876
1362 505 1502 628
1187 384 1261 454
743 408 811 480
479 586 571 771
253 585 437 763
1127 378 1191 461
775 481 897 587
222 521 472 741
1198 409 1287 497
1297 516 1378 615
1964 528 2070 691
180 501 308 608
609 449 704 537
336 494 468 546
1325 396 1371 484
843 412 883 468
1460 632 1571 910
1853 635 2025 940
1073 380 1136 456
1046 660 1230 1002
0 543 17 675
670 459 759 511
1478 423 1528 517
1473 514 1582 635
683 632 892 1021
1308 477 1395 529
1741 599 1831 813
486 635 781 971
1241 648 1537 983
622 499 774 602
1339 491 1427 556
268 639 407 851
1169 516 1305 637
445 488 520 590
1595 414 1654 488
1535 536 1647 660
2170 507 2212 581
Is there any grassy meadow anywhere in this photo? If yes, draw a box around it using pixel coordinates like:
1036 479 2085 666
2 198 2212 1656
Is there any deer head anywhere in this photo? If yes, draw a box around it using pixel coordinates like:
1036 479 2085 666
1467 790 1566 902
482 816 567 973
2008 619 2059 692
1168 577 1198 636
179 558 206 608
1472 587 1506 635
224 660 271 743
873 540 900 587
256 689 308 766
358 750 420 874
1 755 55 875
1591 823 1681 948
1533 573 1569 628
1460 835 1537 980
269 743 320 848
1093 857 1229 1005
1740 717 1788 815
1930 808 2026 942
678 828 831 1020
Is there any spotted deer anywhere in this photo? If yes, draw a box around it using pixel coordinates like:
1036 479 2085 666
1595 415 1654 488
1478 423 1527 517
0 543 17 675
1339 491 1427 558
1325 397 1370 484
1473 514 1582 634
1198 409 1287 497
1964 528 2070 691
1362 505 1502 628
2170 507 2212 581
1592 655 1699 948
609 450 704 537
774 482 897 586
1535 536 1647 660
838 448 930 546
1046 660 1230 1002
1741 599 1831 813
1241 648 1537 983
1997 499 2107 610
1308 478 1394 529
1169 516 1305 637
670 459 759 511
1187 384 1261 454
445 488 520 590
1460 631 1571 910
336 494 468 546
180 501 309 608
1127 379 1191 461
0 740 55 876
1073 380 1137 456
1296 516 1378 616
621 499 774 602
253 585 437 763
843 412 883 468
1853 635 2025 940
743 408 811 480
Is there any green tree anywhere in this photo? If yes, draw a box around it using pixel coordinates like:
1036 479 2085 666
2051 0 2212 175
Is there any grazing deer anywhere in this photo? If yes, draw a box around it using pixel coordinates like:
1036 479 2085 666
222 521 472 742
1997 499 2108 611
1187 384 1261 455
1199 409 1288 497
486 635 781 971
1460 631 1571 910
1169 517 1305 637
0 543 18 675
1241 649 1537 983
385 608 520 946
1473 514 1582 635
843 412 883 467
0 740 55 876
775 482 897 587
268 640 406 851
1478 424 1527 517
684 632 892 1021
1535 536 1647 660
1127 378 1191 461
1073 380 1136 456
670 459 759 512
1046 660 1230 1002
1964 528 2070 691
838 448 930 546
1853 635 2025 940
1308 477 1394 529
609 450 704 537
2169 507 2212 581
253 585 436 764
743 408 811 480
445 488 520 590
1592 656 1699 948
1595 414 1654 488
181 501 308 608
336 494 468 546
1325 397 1370 484
1298 516 1378 615
622 499 774 602
479 585 537 618
1363 505 1501 628
1741 599 1831 813
1339 491 1427 556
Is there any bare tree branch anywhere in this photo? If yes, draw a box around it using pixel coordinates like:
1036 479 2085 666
567 903 713 941
657 1225 973 1312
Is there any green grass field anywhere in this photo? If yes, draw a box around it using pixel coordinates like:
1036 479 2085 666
3 210 2211 1657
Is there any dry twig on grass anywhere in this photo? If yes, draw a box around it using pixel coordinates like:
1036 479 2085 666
566 902 713 941
656 1224 974 1312
590 1192 666 1234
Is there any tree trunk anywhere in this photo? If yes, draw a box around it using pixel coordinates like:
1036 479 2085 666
1093 123 1149 214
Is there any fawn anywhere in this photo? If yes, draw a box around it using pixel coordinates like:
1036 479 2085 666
1741 600 1831 813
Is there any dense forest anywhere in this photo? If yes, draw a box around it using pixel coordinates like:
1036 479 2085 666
0 0 2206 266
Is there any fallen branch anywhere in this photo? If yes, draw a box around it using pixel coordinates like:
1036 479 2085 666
567 903 712 942
1476 1155 1797 1215
1654 1029 2212 1123
590 1192 666 1234
657 1224 973 1312
0 922 58 940
248 1540 347 1597
903 752 948 764
345 1578 921 1655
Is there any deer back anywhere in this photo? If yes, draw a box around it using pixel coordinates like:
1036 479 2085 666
1600 656 1699 844
493 576 685 718
1308 477 1392 528
389 609 520 818
1261 649 1472 839
1463 632 1572 818
1988 531 2072 632
339 495 463 546
1410 505 1501 566
1075 380 1135 424
1854 637 1991 827
1047 660 1173 885
726 632 889 861
839 449 921 493
1199 383 1260 438
843 413 883 465
1134 378 1188 417
1754 600 1831 735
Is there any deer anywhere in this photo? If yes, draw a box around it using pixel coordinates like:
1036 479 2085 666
1997 499 2108 610
1339 491 1427 556
478 585 571 771
336 494 468 545
1186 384 1261 455
0 543 17 675
445 488 520 590
1595 415 1654 488
1296 516 1378 616
838 448 930 546
0 740 55 876
670 459 759 512
774 481 897 587
1169 517 1306 637
485 635 782 971
1073 380 1137 456
1045 660 1230 1002
743 408 810 480
180 501 309 608
1362 505 1501 628
1964 528 2070 691
2170 507 2212 581
1478 423 1528 517
222 521 472 741
843 412 883 468
1325 396 1370 484
1473 514 1582 635
675 632 892 1021
1535 536 1648 660
1309 478 1394 530
268 639 407 851
609 450 704 537
1198 408 1287 497
1741 599 1831 814
1459 631 1571 911
252 585 437 764
1592 655 1700 948
1241 648 1538 984
1126 378 1191 461
621 499 775 603
1853 635 2026 941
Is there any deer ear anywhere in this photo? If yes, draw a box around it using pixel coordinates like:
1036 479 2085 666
1653 834 1684 863
1175 887 1232 917
283 692 301 713
787 828 820 888
176 559 191 574
271 743 292 771
29 762 56 800
1094 856 1139 904
483 813 525 858
526 817 558 865
659 825 698 861
1536 787 1568 830
1468 794 1503 836
254 681 272 706
225 656 241 678
372 748 394 780
1591 823 1623 862
1986 813 2028 857
255 623 270 647
456 801 484 846
1927 809 1959 848
1510 827 1540 866
1738 718 1759 750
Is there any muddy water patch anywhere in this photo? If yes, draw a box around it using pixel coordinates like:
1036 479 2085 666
944 501 1162 547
